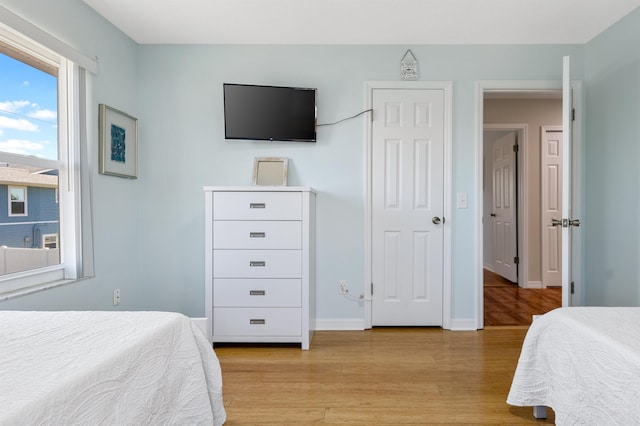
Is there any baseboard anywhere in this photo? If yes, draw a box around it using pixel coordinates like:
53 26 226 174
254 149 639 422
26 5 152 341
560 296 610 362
527 281 543 289
449 318 478 331
190 317 207 335
314 318 365 331
315 318 479 331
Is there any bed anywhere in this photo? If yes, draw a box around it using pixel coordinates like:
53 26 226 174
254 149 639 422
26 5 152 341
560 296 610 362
507 307 640 425
0 311 226 426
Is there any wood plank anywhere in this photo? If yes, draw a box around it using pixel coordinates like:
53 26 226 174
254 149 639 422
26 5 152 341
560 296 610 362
215 328 555 424
484 269 561 326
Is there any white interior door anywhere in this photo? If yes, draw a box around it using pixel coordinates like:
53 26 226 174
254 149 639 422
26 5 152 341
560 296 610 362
491 132 518 283
541 126 563 287
371 88 444 326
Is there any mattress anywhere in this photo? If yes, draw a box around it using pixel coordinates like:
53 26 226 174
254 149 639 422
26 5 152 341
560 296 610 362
507 307 640 425
0 311 226 426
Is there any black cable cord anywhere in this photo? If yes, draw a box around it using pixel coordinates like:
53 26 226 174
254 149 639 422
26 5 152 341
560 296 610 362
317 108 373 127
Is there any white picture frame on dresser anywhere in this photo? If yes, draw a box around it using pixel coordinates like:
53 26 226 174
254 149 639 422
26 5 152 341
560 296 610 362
252 157 288 186
204 186 316 350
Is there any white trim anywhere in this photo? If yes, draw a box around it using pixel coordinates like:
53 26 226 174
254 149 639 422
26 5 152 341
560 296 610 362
449 319 477 331
528 281 543 289
314 318 365 331
363 80 453 330
0 220 57 226
8 185 27 217
0 266 64 295
483 123 530 289
570 81 584 306
0 5 98 74
42 233 58 249
190 317 208 336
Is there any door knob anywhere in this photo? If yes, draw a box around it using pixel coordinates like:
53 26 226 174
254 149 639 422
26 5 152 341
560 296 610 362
432 217 441 225
551 218 563 227
569 219 580 227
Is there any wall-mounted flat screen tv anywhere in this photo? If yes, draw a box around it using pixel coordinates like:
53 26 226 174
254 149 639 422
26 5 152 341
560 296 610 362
223 83 317 142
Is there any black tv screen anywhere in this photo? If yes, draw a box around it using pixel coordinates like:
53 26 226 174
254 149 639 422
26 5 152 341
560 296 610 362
223 83 317 142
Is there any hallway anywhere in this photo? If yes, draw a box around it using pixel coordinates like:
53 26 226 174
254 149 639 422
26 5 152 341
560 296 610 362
484 269 561 326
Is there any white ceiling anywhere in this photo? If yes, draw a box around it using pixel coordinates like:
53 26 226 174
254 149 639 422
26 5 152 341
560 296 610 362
82 0 640 45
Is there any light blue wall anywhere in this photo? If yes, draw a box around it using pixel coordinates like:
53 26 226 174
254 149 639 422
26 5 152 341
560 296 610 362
0 0 141 310
13 0 638 322
135 44 584 321
584 8 640 306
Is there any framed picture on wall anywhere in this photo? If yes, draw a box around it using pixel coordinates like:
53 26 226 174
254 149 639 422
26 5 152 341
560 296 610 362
98 104 138 179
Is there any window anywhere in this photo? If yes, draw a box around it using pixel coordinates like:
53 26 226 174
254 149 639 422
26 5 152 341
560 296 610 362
0 12 94 296
42 233 58 249
8 186 27 216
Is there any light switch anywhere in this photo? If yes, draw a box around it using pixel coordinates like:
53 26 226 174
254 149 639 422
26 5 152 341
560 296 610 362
457 192 468 209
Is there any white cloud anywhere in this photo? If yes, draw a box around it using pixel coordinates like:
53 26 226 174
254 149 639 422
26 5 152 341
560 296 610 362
0 101 56 122
28 109 57 121
0 116 39 131
0 100 31 113
0 138 46 155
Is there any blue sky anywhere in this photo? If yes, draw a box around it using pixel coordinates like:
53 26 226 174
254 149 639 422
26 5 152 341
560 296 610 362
0 53 58 161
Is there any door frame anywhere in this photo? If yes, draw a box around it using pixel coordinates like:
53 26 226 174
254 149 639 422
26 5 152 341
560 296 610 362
363 81 453 330
483 124 529 289
475 80 583 329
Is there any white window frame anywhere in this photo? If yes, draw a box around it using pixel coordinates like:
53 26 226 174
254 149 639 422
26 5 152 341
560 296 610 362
8 186 27 217
42 233 58 249
0 14 95 297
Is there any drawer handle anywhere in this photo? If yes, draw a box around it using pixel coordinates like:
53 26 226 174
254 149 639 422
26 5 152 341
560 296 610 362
250 232 266 238
250 203 266 209
250 261 266 267
250 319 266 325
250 290 266 296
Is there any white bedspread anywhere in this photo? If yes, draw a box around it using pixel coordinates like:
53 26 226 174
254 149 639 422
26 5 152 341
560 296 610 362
507 307 640 425
0 311 226 426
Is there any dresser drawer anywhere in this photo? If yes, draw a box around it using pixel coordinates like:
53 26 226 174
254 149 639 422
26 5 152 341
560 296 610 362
213 221 301 249
213 250 301 278
213 308 301 336
214 278 301 307
213 191 302 221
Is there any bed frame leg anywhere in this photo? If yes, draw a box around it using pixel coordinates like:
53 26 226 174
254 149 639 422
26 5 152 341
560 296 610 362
533 406 547 419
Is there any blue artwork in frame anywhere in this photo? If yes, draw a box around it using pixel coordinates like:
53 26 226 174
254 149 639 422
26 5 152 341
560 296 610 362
99 104 138 178
110 124 126 163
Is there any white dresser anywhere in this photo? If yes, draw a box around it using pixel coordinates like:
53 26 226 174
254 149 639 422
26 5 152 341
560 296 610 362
204 186 316 350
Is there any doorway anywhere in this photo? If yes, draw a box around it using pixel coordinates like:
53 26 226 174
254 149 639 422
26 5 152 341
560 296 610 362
481 90 564 326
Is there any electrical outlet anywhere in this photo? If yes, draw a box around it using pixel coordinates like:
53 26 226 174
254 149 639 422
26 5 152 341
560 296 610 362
338 280 348 295
113 288 121 306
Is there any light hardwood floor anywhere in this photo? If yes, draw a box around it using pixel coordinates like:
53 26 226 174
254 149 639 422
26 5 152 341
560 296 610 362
215 327 554 425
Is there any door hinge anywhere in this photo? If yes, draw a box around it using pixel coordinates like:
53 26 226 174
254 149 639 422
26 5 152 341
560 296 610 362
514 256 520 265
371 282 373 296
572 108 576 122
513 144 519 153
571 281 575 294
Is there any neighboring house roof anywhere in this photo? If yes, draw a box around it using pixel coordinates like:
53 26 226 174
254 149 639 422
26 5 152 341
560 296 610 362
0 165 58 189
